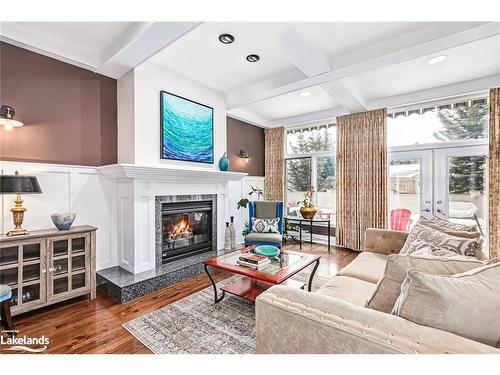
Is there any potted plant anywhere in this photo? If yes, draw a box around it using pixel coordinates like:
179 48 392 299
298 186 317 219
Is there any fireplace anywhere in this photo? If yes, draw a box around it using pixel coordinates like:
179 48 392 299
160 200 213 263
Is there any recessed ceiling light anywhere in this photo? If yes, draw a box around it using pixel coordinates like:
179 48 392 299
299 91 311 97
218 34 235 44
246 54 260 63
428 55 447 64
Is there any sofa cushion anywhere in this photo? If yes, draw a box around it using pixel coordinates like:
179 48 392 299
317 276 377 306
365 254 492 313
392 263 500 348
364 228 409 255
338 252 388 284
400 222 483 258
245 231 282 244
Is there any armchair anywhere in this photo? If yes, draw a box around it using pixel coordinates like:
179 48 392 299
244 201 284 248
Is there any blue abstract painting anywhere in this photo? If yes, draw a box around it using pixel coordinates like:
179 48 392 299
160 91 214 163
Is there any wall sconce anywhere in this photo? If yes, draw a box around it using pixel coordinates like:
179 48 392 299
0 105 24 131
239 149 252 163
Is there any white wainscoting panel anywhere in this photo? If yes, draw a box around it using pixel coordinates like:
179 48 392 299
0 161 117 271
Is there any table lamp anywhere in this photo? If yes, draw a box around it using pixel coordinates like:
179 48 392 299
0 171 42 236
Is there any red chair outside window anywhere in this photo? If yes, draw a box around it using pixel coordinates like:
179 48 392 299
390 208 412 231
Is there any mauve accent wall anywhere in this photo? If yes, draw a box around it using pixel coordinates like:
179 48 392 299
0 42 117 166
226 117 264 176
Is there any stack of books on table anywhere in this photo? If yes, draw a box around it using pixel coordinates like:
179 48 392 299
237 253 270 270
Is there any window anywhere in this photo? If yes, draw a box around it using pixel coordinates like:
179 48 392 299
285 124 336 220
285 157 312 212
398 183 408 193
387 98 489 147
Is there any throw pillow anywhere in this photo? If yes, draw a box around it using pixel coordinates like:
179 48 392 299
417 216 481 238
251 217 280 233
399 222 483 258
391 263 500 348
409 245 475 261
365 253 492 313
424 216 479 233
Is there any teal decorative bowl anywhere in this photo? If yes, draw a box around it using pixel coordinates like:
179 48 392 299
254 245 280 257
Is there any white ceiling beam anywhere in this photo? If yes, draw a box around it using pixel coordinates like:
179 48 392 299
97 22 201 78
227 22 500 110
257 23 330 77
320 80 366 113
226 108 271 128
0 22 100 71
365 74 500 110
0 21 202 79
98 22 153 65
256 23 367 113
269 107 349 128
273 74 499 128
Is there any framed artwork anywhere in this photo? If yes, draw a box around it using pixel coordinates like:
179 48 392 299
160 90 214 163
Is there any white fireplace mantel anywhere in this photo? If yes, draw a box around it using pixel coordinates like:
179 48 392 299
98 163 247 182
98 163 247 274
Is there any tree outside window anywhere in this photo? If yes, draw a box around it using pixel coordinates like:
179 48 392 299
434 103 488 194
285 125 336 216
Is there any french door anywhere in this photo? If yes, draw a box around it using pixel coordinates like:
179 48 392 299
388 145 488 237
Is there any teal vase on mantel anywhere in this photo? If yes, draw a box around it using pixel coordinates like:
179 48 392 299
218 152 230 171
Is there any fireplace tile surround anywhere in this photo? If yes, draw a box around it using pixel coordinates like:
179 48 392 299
155 194 217 267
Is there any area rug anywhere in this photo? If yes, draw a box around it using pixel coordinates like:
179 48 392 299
123 267 329 354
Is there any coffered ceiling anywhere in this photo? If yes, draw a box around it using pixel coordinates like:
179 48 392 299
1 21 499 127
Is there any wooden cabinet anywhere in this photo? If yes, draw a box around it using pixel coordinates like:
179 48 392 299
0 225 96 316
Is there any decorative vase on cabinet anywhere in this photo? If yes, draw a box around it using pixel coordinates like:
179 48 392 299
218 152 230 171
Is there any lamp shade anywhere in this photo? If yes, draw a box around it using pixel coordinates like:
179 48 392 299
0 105 24 128
0 174 42 194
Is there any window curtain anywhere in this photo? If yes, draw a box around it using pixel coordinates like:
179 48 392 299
336 109 388 251
264 127 284 201
489 88 500 259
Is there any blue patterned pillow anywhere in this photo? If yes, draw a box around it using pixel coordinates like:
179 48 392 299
251 217 280 233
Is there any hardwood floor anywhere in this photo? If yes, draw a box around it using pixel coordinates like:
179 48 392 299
1 243 357 354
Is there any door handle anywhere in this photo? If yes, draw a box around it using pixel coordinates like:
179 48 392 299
421 208 431 213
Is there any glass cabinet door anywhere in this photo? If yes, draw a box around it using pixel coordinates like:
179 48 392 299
0 241 45 311
48 234 90 300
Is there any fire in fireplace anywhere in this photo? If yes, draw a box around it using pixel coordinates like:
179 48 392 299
161 200 213 263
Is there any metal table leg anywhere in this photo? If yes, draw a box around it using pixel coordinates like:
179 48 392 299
204 264 225 303
307 258 320 292
328 220 331 253
299 221 302 250
310 220 313 245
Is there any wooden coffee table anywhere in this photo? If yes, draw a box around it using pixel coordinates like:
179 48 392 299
202 246 321 303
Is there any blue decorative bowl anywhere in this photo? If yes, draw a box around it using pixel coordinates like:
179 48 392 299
51 213 76 230
254 245 280 257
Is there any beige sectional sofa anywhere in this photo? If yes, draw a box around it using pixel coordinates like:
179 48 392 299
255 228 500 354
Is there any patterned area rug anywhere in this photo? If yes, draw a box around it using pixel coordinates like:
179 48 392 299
123 267 329 354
